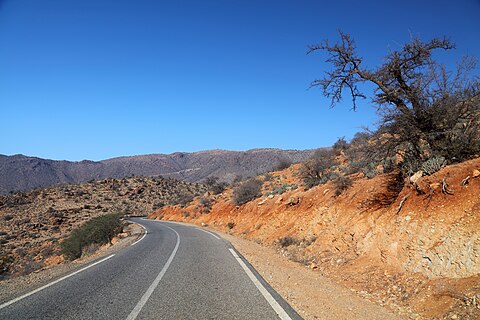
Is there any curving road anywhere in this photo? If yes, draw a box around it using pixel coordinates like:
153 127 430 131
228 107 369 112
0 218 301 319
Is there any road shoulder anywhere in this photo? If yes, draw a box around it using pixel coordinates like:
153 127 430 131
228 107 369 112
216 230 402 320
0 222 143 304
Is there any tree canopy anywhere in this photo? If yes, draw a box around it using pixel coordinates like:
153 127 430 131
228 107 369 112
309 32 480 173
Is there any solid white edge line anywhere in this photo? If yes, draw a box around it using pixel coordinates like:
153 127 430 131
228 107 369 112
229 248 292 320
196 228 221 240
0 254 116 310
126 225 180 320
130 223 148 246
145 219 221 240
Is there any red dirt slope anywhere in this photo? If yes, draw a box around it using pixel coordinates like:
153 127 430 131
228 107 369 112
149 158 480 319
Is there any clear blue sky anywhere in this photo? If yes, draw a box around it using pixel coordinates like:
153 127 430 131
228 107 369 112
1 0 479 161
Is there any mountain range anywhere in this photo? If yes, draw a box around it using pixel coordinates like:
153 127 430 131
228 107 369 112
0 149 315 194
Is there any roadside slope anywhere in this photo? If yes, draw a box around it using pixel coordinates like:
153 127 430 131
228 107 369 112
149 158 480 319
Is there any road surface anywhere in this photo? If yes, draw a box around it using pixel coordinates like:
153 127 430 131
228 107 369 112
0 218 301 319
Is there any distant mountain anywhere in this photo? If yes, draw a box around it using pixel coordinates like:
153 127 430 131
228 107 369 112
0 149 316 194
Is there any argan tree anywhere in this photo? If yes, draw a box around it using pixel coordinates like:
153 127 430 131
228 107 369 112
308 32 480 173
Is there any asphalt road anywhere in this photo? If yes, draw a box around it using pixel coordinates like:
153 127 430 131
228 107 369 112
0 218 301 319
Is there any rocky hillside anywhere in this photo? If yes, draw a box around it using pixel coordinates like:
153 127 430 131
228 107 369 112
149 158 480 319
0 149 315 194
0 176 206 278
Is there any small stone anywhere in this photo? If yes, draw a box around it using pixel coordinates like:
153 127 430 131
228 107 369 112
286 196 300 206
473 169 480 178
405 215 411 221
410 171 423 184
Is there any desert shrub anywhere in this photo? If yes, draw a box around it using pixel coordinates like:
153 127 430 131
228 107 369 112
199 196 212 213
263 173 273 182
171 192 194 207
332 137 349 155
421 156 446 175
0 251 12 277
227 222 235 229
278 236 299 248
382 157 396 174
301 149 338 189
182 211 190 218
152 201 165 210
232 178 263 206
61 213 123 260
274 159 292 171
333 175 353 196
362 162 378 179
211 182 228 195
266 184 297 196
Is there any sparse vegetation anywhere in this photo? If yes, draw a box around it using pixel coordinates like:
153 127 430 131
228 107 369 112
232 178 263 205
227 222 235 229
274 159 292 171
278 236 299 248
300 149 338 189
332 137 349 156
333 175 353 196
421 156 446 175
204 176 228 195
199 196 213 213
171 192 194 207
266 184 297 196
60 213 123 260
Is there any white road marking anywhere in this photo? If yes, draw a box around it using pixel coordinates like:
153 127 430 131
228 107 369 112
196 228 221 240
229 248 292 320
126 225 180 320
0 254 116 310
130 223 148 246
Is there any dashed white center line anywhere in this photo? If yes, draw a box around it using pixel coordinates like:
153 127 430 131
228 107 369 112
126 225 180 320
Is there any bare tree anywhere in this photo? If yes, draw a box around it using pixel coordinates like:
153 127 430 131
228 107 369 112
308 32 480 169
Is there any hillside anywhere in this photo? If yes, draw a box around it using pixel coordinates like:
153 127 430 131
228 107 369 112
0 176 206 278
149 158 480 319
0 149 315 194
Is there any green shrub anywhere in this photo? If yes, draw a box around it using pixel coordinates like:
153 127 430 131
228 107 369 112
61 213 123 260
421 156 446 175
266 184 297 196
232 179 263 206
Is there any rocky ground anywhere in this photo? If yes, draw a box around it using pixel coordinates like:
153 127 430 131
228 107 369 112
150 158 480 319
0 176 206 278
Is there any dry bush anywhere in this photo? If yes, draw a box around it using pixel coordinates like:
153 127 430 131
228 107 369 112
333 175 353 196
232 178 263 206
301 149 338 189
